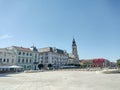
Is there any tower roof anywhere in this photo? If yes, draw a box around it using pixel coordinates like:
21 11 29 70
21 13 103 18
72 38 76 46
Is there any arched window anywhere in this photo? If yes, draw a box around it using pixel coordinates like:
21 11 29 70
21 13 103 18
3 59 6 62
18 52 21 55
26 58 28 63
18 58 20 63
30 59 32 63
26 53 29 56
22 59 24 63
23 52 25 55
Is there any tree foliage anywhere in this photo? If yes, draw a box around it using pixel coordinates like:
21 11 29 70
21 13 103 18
117 59 120 67
48 64 53 70
38 64 44 69
48 64 53 68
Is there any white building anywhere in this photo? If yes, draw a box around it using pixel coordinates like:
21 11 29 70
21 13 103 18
0 46 69 70
6 46 39 70
38 47 68 68
0 48 16 66
30 46 39 70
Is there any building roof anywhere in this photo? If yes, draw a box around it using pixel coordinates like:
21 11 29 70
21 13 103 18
56 49 65 54
38 47 67 54
12 46 32 52
38 47 52 52
30 46 38 52
79 59 93 63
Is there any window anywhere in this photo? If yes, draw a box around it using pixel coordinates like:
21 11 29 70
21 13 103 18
30 59 32 63
23 52 25 55
30 53 32 56
18 58 20 63
22 59 24 63
45 60 48 63
18 52 21 55
26 53 29 56
45 57 48 60
3 59 6 62
26 58 28 63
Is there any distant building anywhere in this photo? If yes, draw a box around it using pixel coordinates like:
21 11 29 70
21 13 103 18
80 58 111 68
110 62 117 68
30 46 39 70
68 38 79 64
79 59 92 67
0 45 69 70
67 53 75 64
92 58 110 67
0 48 16 66
6 46 39 70
38 47 68 68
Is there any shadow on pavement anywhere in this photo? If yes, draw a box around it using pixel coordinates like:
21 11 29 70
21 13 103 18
0 73 10 77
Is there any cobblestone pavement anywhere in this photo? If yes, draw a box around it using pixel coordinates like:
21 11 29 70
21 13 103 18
0 71 120 90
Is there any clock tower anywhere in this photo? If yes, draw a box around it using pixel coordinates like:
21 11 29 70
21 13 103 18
72 38 79 64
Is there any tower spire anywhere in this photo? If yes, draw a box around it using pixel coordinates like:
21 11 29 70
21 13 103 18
72 38 79 64
72 37 76 46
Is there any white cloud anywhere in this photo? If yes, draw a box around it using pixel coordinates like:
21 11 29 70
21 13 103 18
0 34 13 40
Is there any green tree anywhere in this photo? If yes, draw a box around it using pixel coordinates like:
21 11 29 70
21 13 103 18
38 64 44 70
81 63 87 68
48 64 53 70
74 64 81 67
117 59 120 68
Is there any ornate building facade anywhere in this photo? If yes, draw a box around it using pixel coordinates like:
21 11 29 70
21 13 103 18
38 47 68 69
0 46 68 70
6 46 39 70
0 38 80 70
0 48 16 66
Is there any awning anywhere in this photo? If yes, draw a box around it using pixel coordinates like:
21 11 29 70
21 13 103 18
0 65 23 69
9 65 23 68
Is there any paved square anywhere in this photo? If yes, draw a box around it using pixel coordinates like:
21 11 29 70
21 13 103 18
0 71 120 90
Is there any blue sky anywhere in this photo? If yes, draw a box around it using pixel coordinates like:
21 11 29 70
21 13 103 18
0 0 120 61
